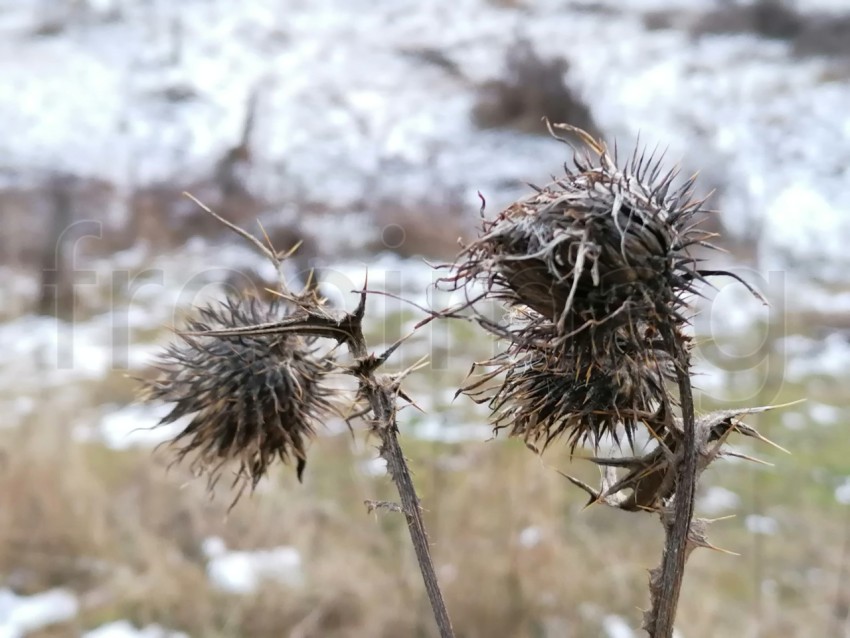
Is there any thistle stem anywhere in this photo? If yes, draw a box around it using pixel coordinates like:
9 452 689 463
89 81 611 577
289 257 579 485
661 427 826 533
650 326 697 637
358 379 455 636
380 416 455 638
346 303 455 638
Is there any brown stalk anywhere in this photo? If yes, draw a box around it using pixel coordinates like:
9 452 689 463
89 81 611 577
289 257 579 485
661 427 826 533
647 324 698 637
346 297 455 638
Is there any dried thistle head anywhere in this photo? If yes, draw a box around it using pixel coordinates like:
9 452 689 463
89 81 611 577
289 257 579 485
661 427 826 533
141 296 337 499
495 335 668 451
454 125 713 338
446 125 740 453
464 315 673 452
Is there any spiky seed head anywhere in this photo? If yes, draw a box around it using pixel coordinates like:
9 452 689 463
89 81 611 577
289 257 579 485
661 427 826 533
447 126 718 452
464 317 673 452
141 296 336 499
454 129 712 339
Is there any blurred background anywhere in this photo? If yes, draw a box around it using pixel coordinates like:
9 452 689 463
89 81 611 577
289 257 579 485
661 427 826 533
1 0 850 636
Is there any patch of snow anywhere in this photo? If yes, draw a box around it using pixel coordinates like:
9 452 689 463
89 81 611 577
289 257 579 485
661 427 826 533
746 514 780 536
792 285 850 315
409 417 492 443
0 315 111 381
782 333 850 381
83 621 188 638
602 615 636 638
0 0 847 278
518 526 542 548
690 359 729 397
698 486 741 515
835 478 850 505
763 185 850 279
202 537 303 594
90 403 188 450
809 402 842 426
697 277 770 339
0 588 78 638
359 457 388 477
200 536 227 559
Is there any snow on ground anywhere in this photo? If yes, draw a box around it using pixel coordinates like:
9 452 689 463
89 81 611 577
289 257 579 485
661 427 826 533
698 486 742 515
518 526 543 549
0 1 848 426
1 0 849 278
602 614 637 638
745 514 780 535
779 332 850 381
0 586 187 638
81 402 188 450
835 478 850 505
83 621 188 638
358 456 388 477
407 417 494 444
201 537 303 594
0 588 78 638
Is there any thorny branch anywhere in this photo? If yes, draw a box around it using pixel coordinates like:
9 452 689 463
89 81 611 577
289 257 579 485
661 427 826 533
345 293 455 638
650 325 696 638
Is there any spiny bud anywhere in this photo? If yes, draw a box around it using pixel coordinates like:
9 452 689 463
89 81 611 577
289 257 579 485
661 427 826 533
456 125 713 336
141 296 336 501
448 125 722 452
494 336 668 452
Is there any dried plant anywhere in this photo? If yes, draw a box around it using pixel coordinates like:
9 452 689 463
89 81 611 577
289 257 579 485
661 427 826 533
140 197 455 637
462 314 673 452
140 124 790 638
444 123 784 637
447 124 721 449
142 296 336 498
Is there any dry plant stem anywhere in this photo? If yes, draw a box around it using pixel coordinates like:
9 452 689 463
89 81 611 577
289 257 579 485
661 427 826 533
347 313 455 638
212 298 456 636
382 420 454 638
651 325 697 638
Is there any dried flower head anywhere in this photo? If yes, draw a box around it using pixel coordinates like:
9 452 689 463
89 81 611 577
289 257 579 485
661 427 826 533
142 296 336 497
455 125 713 337
447 125 733 451
465 320 671 451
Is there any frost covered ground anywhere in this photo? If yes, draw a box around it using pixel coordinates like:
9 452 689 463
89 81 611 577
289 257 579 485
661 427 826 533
1 0 850 636
1 0 850 274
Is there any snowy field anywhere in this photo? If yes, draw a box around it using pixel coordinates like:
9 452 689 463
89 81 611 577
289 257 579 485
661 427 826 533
0 0 849 275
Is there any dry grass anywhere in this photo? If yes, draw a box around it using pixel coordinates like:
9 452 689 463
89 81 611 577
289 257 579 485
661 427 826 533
0 355 846 638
